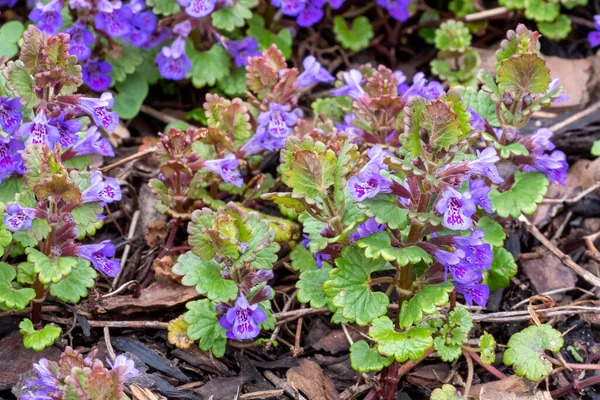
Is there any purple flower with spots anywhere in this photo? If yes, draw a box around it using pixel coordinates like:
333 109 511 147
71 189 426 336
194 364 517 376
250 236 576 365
76 92 119 132
82 172 122 204
177 0 216 18
296 56 335 88
436 187 476 231
16 109 61 147
69 0 92 10
376 0 411 22
107 355 140 379
519 128 555 155
82 58 113 92
23 358 59 399
257 103 302 138
77 240 121 277
523 150 568 186
0 138 24 182
95 0 133 38
224 37 261 68
29 0 63 35
331 69 366 100
348 170 392 202
467 147 503 184
468 178 492 213
454 281 489 307
400 72 444 100
4 204 37 231
49 113 82 148
72 126 115 156
589 15 600 48
0 97 22 134
64 21 95 61
349 218 385 244
203 153 244 187
156 37 192 81
239 126 286 156
297 3 324 27
219 295 266 340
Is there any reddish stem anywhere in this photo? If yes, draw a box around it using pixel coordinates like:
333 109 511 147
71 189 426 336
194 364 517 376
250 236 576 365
551 374 600 398
468 352 507 380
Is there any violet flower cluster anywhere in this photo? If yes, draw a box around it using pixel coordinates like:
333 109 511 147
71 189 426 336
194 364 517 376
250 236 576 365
517 128 568 186
271 0 344 27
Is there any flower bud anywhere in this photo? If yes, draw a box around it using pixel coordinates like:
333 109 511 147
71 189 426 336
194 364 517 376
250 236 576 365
502 92 513 107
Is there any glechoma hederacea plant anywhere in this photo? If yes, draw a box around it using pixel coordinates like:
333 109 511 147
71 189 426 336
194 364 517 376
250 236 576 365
0 25 121 351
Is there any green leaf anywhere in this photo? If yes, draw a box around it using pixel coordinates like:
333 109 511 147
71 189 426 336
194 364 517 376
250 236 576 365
136 46 162 85
312 96 353 121
0 21 25 58
458 87 499 126
173 252 238 302
19 319 62 351
107 45 144 83
0 262 35 310
285 149 337 204
423 98 464 151
537 15 572 41
17 262 35 285
499 0 526 8
483 247 517 292
399 281 454 329
349 340 393 373
433 307 473 362
478 69 502 101
497 142 528 158
63 155 92 170
503 324 564 381
322 246 391 325
497 53 551 96
333 16 374 52
112 73 149 119
297 266 334 310
435 20 471 52
147 0 181 16
26 248 77 284
72 203 104 238
489 171 548 218
189 44 230 88
217 67 247 96
0 177 23 203
184 299 227 357
13 218 51 248
2 60 39 107
358 194 410 230
247 15 292 59
0 223 12 258
369 316 433 362
479 332 497 365
476 216 505 247
431 384 463 400
290 243 318 273
262 193 306 215
403 97 427 157
592 140 600 156
211 0 256 32
356 231 433 266
524 0 560 22
49 260 96 303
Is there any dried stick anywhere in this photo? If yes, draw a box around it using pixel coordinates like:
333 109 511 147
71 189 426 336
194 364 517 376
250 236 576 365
104 326 116 362
548 101 600 133
99 147 157 173
519 215 600 287
112 209 140 290
268 290 298 349
463 350 474 398
43 316 169 329
542 182 600 205
263 370 307 400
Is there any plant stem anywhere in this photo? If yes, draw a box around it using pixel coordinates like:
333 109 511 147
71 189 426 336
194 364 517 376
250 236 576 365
468 352 507 380
551 375 600 398
463 350 474 398
31 279 45 326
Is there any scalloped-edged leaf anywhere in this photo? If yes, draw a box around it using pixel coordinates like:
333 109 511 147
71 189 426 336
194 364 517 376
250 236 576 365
322 246 391 325
49 260 96 303
399 281 454 329
217 67 247 97
189 44 230 88
0 177 23 203
247 15 292 59
489 171 548 218
357 194 409 230
476 216 505 247
496 142 528 158
2 60 38 107
211 0 256 31
435 20 471 52
0 21 25 59
369 316 433 362
19 319 62 351
285 149 337 204
423 98 464 151
479 332 497 365
333 16 373 52
537 14 572 41
356 231 433 266
433 307 473 362
26 248 77 284
0 262 35 310
261 193 306 213
431 384 463 400
497 53 551 95
72 203 103 238
184 299 227 357
503 324 564 381
524 0 560 22
349 340 393 373
172 252 238 302
0 223 12 258
107 45 143 83
290 243 318 273
147 0 180 16
483 246 517 291
297 266 334 310
403 97 427 157
167 316 193 349
458 86 499 127
312 96 353 121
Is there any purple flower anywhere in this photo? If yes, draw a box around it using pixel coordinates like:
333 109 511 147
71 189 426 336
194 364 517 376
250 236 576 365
454 281 489 307
272 0 306 16
468 179 492 213
297 3 324 27
65 21 95 61
436 187 476 231
548 78 569 104
467 147 503 184
177 0 216 18
296 56 335 88
76 92 119 132
69 0 92 10
95 0 133 38
77 240 121 277
49 113 82 148
219 295 266 340
523 150 568 186
433 248 463 268
82 58 113 92
239 126 286 156
589 15 600 48
468 108 485 131
348 170 391 202
301 234 331 268
155 37 192 81
331 69 365 100
203 153 243 187
0 96 22 134
349 218 385 243
0 137 24 182
72 126 115 156
224 37 261 68
16 109 61 147
107 355 140 379
376 0 411 22
520 128 555 155
143 27 172 49
172 20 191 38
29 0 63 35
22 358 59 399
82 172 122 204
0 0 19 7
401 72 444 100
257 103 302 138
128 10 158 47
4 204 37 231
